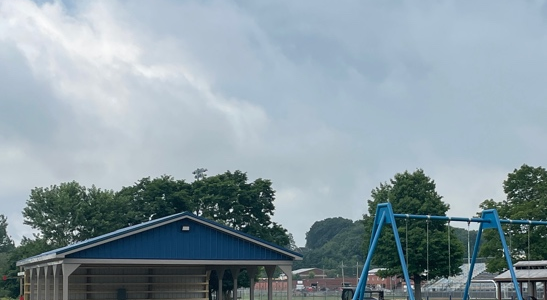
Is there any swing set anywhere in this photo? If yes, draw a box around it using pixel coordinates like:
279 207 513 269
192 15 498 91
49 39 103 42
354 203 547 300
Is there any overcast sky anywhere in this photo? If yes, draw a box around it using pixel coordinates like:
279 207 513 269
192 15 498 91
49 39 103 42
1 0 547 247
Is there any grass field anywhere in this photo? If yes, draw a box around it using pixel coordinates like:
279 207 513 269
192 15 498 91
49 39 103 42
241 291 498 300
248 296 497 300
245 296 496 300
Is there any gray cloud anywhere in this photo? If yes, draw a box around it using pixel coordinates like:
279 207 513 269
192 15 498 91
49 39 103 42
0 43 65 145
1 0 546 245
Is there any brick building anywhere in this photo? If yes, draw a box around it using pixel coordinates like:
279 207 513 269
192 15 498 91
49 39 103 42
254 268 408 291
366 268 404 290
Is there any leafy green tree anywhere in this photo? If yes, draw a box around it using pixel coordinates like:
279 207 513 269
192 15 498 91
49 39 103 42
23 182 127 246
366 169 464 300
116 175 193 225
301 220 367 271
193 170 289 246
191 170 290 295
0 215 15 297
0 215 14 253
20 170 290 296
1 236 56 298
193 168 208 181
209 269 253 300
287 233 298 251
306 217 354 250
479 164 547 272
0 252 10 298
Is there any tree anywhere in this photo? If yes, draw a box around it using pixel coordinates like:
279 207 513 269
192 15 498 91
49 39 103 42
208 269 253 300
193 168 208 181
23 182 129 246
479 164 547 272
366 169 464 300
0 215 14 253
116 175 193 225
190 170 290 295
192 170 289 246
1 236 55 298
287 233 298 251
300 220 368 271
305 217 354 250
20 170 290 296
0 215 15 297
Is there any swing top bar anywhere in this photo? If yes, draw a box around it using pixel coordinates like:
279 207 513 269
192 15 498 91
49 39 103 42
392 213 547 225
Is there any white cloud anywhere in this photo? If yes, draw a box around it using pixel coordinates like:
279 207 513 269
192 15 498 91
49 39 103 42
1 0 547 247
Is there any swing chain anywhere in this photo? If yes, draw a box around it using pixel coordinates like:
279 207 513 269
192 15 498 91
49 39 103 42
467 220 471 266
528 222 531 262
448 220 451 286
426 216 430 286
528 222 531 294
405 217 409 270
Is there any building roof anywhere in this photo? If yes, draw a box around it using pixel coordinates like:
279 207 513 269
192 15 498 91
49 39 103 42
514 260 547 267
494 269 547 282
17 212 302 267
494 261 547 282
293 268 321 274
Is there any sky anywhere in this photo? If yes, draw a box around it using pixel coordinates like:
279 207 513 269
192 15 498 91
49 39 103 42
1 0 547 247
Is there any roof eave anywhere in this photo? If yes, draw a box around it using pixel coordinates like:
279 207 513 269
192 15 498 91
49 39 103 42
17 253 60 267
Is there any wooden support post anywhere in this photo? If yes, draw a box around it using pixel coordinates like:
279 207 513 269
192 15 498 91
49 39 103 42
247 267 258 300
62 264 80 300
217 268 226 300
265 266 276 300
53 265 59 300
278 265 293 300
231 267 241 300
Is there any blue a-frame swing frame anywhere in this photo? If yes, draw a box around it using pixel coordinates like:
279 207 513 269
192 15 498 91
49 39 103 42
354 203 547 300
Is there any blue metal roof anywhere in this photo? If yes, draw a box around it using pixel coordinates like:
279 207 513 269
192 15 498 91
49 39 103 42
18 212 302 265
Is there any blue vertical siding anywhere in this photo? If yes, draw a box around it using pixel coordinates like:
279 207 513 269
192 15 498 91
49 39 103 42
66 218 292 260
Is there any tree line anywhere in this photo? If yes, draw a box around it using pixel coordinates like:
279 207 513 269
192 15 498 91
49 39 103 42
1 164 546 299
0 169 291 298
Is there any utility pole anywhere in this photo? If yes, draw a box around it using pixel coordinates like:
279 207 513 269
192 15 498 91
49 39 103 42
192 168 208 216
192 168 208 180
322 265 325 290
356 262 359 286
341 261 345 286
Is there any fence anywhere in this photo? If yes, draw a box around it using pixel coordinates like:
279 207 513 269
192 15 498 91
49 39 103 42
232 288 531 300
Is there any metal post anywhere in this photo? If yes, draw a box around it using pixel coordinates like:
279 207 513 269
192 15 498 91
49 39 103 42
354 203 415 300
463 221 484 300
389 211 414 300
354 213 386 300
